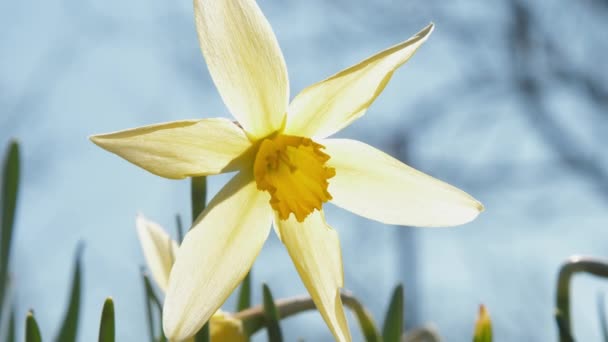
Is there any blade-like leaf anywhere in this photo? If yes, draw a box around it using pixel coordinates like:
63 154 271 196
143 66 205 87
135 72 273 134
175 214 184 244
598 293 608 342
0 140 20 321
262 284 283 342
56 243 84 342
190 176 207 224
382 284 404 342
142 270 165 342
237 271 252 311
7 306 15 342
473 305 492 342
98 298 115 342
26 310 42 342
191 176 209 342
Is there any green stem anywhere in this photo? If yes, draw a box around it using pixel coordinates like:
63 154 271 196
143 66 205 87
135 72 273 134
235 291 381 341
556 256 608 342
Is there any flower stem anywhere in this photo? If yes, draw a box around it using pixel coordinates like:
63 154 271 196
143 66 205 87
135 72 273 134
235 291 381 341
556 256 608 342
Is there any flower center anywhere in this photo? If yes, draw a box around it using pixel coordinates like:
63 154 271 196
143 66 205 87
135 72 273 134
254 134 335 222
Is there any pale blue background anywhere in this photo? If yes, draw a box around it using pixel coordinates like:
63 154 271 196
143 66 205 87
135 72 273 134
2 0 608 340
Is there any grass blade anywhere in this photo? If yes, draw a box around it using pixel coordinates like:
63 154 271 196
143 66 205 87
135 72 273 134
7 306 15 342
175 214 184 244
191 176 209 342
190 176 207 224
0 140 20 321
382 284 404 342
262 284 283 342
598 293 608 342
56 243 84 342
142 270 165 342
237 271 252 312
26 310 42 342
98 298 115 342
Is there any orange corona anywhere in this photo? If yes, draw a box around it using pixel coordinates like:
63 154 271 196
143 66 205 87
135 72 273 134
254 135 335 222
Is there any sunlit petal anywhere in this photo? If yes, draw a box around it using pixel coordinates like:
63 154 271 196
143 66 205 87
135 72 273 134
324 139 483 227
163 172 272 340
90 118 252 179
136 215 178 291
285 24 433 139
276 211 351 342
194 0 289 138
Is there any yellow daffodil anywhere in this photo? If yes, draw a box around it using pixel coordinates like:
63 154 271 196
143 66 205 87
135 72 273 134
92 1 483 340
136 214 247 342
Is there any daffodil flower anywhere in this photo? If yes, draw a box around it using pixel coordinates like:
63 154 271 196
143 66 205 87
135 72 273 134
136 214 247 342
91 1 483 340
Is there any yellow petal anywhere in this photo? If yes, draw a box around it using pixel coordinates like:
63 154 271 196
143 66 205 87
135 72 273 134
323 139 483 227
193 0 289 139
285 24 434 139
136 214 178 292
163 172 272 340
90 118 253 179
276 210 351 342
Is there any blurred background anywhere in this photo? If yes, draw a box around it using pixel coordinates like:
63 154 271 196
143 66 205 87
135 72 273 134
2 0 608 340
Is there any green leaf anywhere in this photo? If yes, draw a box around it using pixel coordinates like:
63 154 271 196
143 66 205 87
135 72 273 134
190 176 207 224
25 310 42 342
56 243 84 342
262 284 283 342
194 325 210 342
598 293 608 342
98 298 115 342
175 214 184 244
142 270 165 342
382 284 404 342
191 176 209 342
0 140 20 321
237 271 252 311
7 306 16 342
473 305 492 342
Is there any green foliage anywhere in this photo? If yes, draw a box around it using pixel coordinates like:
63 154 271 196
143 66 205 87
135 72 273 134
237 272 252 312
191 176 207 223
142 271 165 342
473 305 492 342
26 311 42 342
7 307 16 342
191 176 209 342
56 244 84 342
555 257 608 341
340 292 381 342
0 140 20 322
262 284 283 342
598 293 608 342
382 284 404 342
175 214 184 244
98 298 115 342
236 271 252 341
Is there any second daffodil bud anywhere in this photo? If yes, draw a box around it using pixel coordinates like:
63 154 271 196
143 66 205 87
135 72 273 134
210 311 247 342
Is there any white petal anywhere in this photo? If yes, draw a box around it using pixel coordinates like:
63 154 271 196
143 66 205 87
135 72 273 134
163 172 272 340
285 24 433 139
323 139 483 227
136 214 178 292
276 211 351 342
194 0 289 139
90 118 252 179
